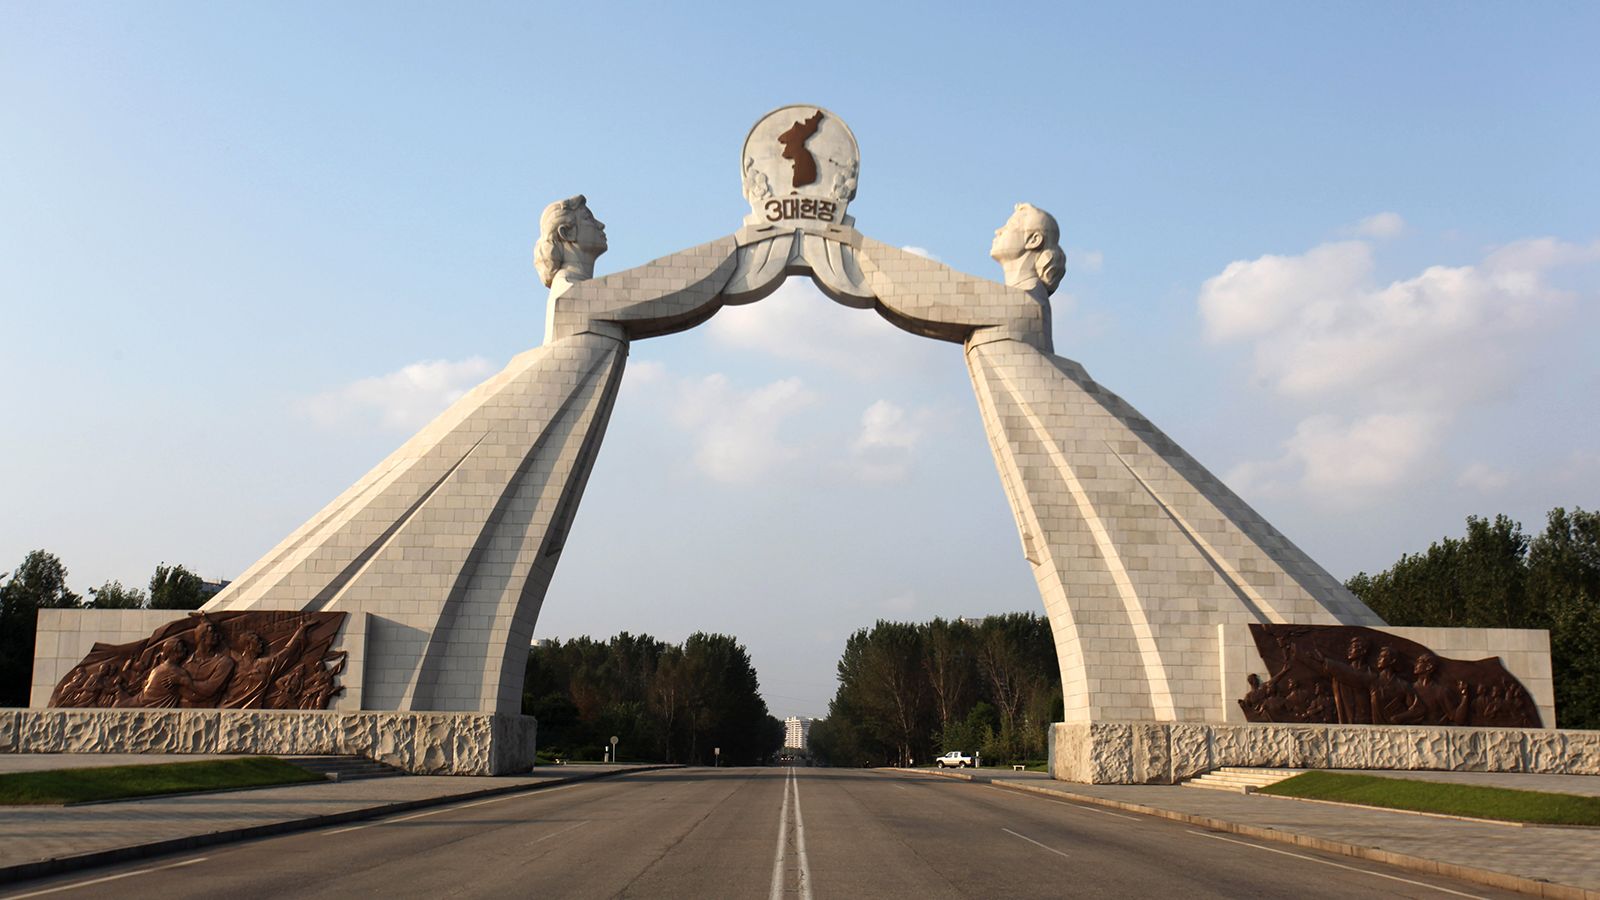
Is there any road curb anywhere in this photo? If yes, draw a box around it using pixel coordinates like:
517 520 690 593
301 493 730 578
891 768 1599 900
0 764 678 888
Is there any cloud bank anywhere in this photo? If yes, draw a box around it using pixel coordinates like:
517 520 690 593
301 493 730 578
303 357 496 431
1200 222 1597 501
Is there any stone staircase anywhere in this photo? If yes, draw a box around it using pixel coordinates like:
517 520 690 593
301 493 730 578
283 755 406 782
1182 767 1303 793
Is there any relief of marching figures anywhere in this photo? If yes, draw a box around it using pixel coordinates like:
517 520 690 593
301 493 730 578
49 611 348 710
1238 624 1541 728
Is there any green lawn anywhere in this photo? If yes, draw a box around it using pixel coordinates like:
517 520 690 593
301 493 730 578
0 757 324 805
1259 771 1600 826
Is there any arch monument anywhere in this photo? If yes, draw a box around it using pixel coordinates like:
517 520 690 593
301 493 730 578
19 106 1585 780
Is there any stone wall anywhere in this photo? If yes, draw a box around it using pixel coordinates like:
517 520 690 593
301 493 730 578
1049 720 1600 784
0 708 536 776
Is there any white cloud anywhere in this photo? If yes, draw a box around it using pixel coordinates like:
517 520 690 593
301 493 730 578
848 400 927 483
1201 233 1596 498
855 400 921 451
706 279 945 379
1458 463 1514 492
302 357 496 431
882 591 918 614
1198 240 1371 343
622 359 666 391
1350 211 1406 238
669 373 817 483
1073 249 1104 273
901 245 940 261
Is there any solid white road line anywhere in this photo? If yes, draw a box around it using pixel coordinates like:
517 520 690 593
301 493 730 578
769 768 793 900
792 769 813 900
1186 830 1489 899
324 782 593 835
768 768 814 900
2 857 209 900
1001 828 1071 861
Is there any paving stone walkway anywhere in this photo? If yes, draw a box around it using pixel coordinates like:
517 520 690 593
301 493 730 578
946 768 1600 894
0 758 647 876
0 754 253 774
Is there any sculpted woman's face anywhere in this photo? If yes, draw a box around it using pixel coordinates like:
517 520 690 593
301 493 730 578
990 207 1035 262
570 206 607 256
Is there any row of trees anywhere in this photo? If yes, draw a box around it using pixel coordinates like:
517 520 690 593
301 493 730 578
522 631 784 765
1347 507 1600 730
0 550 212 706
810 613 1062 768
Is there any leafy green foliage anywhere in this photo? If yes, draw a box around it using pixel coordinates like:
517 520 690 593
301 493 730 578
0 757 321 805
522 631 783 766
1348 507 1600 729
87 579 148 609
810 614 1061 768
1260 770 1600 826
0 550 83 706
148 562 206 610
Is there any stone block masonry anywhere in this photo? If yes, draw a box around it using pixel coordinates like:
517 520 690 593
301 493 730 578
5 709 537 776
1049 720 1600 784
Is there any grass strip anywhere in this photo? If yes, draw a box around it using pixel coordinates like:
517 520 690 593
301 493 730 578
1259 770 1600 826
0 757 324 805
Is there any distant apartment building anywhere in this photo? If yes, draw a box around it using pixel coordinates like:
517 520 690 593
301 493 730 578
784 716 813 751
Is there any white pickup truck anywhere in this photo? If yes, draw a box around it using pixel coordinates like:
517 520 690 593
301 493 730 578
935 751 975 768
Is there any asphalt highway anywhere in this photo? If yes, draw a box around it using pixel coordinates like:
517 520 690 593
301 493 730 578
2 767 1525 899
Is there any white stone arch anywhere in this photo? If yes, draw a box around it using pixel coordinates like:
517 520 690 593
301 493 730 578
206 219 1380 723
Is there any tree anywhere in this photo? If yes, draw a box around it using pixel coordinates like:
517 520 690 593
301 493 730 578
521 630 781 765
0 550 83 706
148 562 206 610
921 617 976 736
88 579 147 609
1527 508 1600 730
1347 506 1600 730
821 613 1061 768
835 621 927 766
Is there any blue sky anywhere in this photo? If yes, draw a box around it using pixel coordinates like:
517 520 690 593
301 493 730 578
3 3 1596 717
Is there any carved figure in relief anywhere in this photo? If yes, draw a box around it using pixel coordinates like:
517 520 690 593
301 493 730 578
1392 652 1471 725
50 611 347 710
134 637 198 707
1310 643 1416 724
302 651 348 709
180 616 236 707
1238 624 1542 727
534 194 608 291
225 622 310 709
990 203 1064 296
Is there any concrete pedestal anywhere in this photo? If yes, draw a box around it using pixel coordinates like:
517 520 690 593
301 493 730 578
0 708 537 776
1048 720 1600 784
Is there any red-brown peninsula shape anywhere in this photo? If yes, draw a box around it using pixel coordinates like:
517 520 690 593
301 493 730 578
49 610 348 710
1238 623 1541 728
777 111 824 188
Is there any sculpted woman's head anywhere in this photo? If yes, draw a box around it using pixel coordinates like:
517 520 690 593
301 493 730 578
990 202 1064 295
535 194 608 288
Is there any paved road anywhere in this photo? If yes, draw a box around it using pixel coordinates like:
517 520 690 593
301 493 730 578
1 768 1525 899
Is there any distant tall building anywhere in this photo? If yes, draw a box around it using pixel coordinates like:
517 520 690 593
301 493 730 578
784 716 813 751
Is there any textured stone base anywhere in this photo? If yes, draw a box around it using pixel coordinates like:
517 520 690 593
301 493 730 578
0 708 537 776
1048 721 1600 784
